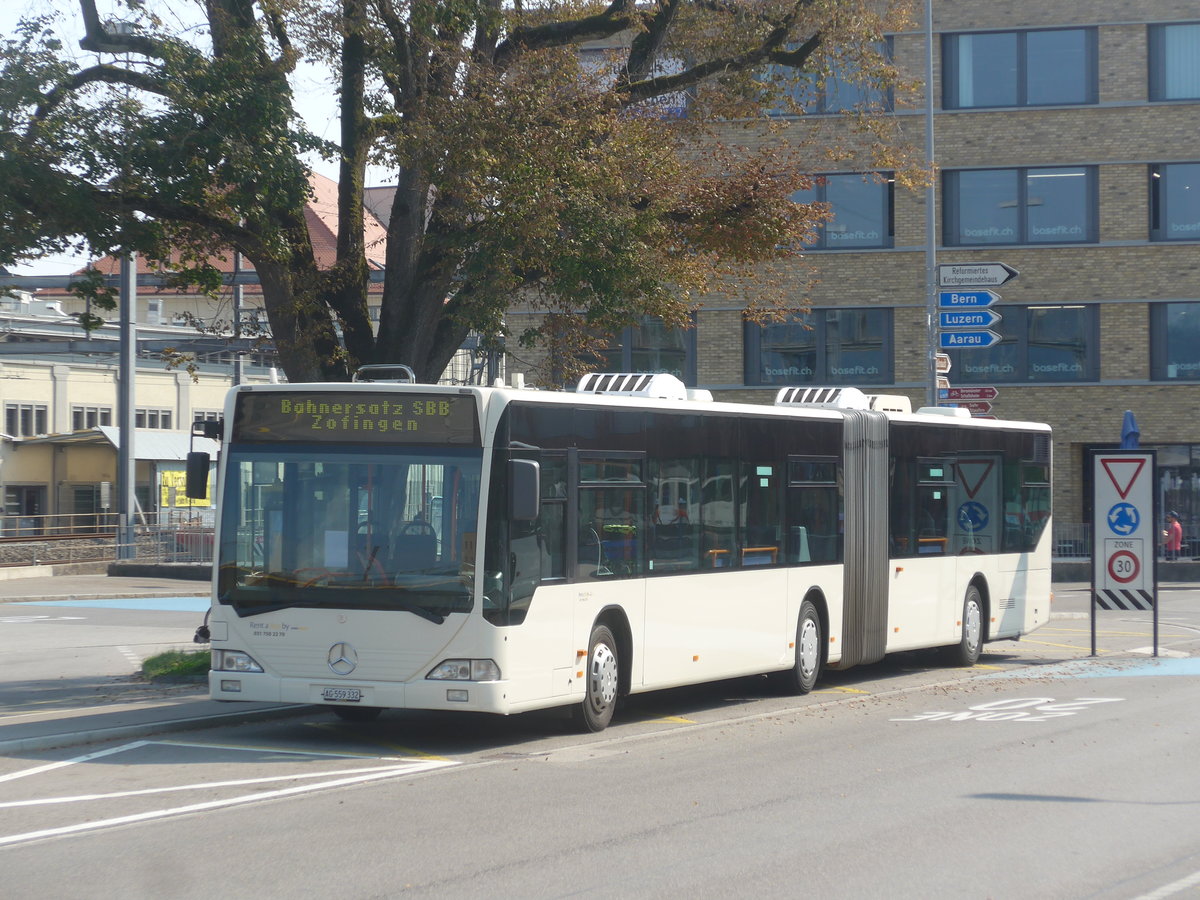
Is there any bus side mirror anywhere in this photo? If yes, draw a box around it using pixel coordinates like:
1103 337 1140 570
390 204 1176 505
185 451 211 500
509 459 540 521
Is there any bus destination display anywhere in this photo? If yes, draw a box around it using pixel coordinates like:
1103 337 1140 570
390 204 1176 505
232 391 479 444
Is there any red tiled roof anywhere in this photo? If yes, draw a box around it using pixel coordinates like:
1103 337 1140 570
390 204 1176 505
55 171 389 293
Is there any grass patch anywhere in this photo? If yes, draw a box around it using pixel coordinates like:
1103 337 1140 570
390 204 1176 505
142 649 210 681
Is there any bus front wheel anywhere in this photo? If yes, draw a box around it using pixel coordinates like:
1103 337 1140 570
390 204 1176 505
574 624 619 732
950 585 984 667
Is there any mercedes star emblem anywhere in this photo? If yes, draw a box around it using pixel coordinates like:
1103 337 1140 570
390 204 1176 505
327 642 358 675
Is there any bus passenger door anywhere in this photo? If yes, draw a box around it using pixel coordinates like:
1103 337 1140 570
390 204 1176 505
571 453 648 686
951 455 1002 556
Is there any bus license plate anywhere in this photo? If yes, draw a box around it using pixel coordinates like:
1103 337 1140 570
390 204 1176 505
322 687 362 703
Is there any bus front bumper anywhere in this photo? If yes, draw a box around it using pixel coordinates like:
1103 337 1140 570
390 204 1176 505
209 671 514 713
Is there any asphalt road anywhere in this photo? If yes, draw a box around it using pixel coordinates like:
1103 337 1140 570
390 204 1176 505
1 583 1198 898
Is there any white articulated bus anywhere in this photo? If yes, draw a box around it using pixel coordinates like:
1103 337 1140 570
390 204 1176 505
190 372 1052 731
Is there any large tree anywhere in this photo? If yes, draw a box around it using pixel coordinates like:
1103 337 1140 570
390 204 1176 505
0 0 923 384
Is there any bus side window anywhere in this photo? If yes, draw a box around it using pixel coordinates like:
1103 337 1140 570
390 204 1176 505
787 457 841 564
648 458 700 573
700 460 735 567
578 485 645 580
740 460 781 566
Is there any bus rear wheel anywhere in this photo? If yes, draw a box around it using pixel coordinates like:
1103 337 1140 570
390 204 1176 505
574 624 619 732
950 585 984 667
777 599 822 694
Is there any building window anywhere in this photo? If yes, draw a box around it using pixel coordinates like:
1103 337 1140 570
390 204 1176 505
791 174 894 250
947 304 1098 384
944 166 1097 246
4 403 48 438
745 308 894 386
597 316 697 385
71 406 113 431
193 410 222 423
1151 302 1200 381
1151 163 1200 241
135 408 173 430
1150 23 1200 101
943 29 1097 109
763 40 893 115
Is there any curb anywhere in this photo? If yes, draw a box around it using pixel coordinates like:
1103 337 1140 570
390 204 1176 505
3 592 207 604
0 703 312 756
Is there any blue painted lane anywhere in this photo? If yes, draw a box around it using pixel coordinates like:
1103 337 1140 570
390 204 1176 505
983 657 1200 680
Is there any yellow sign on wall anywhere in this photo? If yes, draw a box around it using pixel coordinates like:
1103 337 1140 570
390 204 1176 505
160 468 210 508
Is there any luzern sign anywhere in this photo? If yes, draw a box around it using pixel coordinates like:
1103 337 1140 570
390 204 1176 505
1091 449 1158 618
232 391 480 444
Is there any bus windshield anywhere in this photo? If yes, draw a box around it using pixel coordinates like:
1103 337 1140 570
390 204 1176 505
217 446 482 620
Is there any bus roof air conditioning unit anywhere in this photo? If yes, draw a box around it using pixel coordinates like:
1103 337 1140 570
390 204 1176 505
774 387 870 410
576 372 688 401
353 364 416 383
866 394 912 414
916 405 972 418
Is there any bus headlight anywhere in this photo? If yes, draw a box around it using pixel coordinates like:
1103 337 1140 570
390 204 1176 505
212 650 264 673
426 659 500 682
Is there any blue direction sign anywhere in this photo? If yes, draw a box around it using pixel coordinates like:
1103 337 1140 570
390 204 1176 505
940 330 1001 349
939 309 1001 329
938 290 1000 308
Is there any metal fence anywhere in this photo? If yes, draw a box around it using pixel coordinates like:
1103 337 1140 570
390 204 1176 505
1 517 1194 569
0 513 216 568
1053 521 1200 560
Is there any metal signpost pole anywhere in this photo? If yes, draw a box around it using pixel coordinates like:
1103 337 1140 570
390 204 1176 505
923 0 938 408
117 252 137 559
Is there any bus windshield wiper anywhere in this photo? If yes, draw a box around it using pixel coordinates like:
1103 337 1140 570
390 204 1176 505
395 602 444 624
361 545 380 581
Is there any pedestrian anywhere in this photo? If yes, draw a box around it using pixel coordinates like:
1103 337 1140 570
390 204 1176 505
1163 511 1183 561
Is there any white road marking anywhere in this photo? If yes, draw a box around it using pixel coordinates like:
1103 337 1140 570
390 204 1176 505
0 742 150 785
116 646 143 667
156 738 409 760
0 762 436 809
0 761 456 847
1133 869 1200 899
0 740 458 847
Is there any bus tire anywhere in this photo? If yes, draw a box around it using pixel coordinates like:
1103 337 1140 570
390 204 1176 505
574 623 619 732
781 599 823 695
332 705 382 722
951 585 984 667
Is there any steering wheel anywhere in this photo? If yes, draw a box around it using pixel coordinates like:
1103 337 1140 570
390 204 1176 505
401 520 437 537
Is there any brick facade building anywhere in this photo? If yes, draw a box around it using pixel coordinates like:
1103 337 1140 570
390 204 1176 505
512 2 1200 539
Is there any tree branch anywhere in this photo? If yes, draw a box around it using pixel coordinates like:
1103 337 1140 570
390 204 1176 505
34 64 168 122
622 31 821 105
77 0 173 58
625 0 680 82
493 0 647 69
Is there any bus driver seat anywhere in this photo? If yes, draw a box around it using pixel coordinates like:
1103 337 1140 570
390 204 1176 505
394 520 438 572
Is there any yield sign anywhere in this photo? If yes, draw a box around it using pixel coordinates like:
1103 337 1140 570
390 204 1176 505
1100 457 1147 500
957 459 995 499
